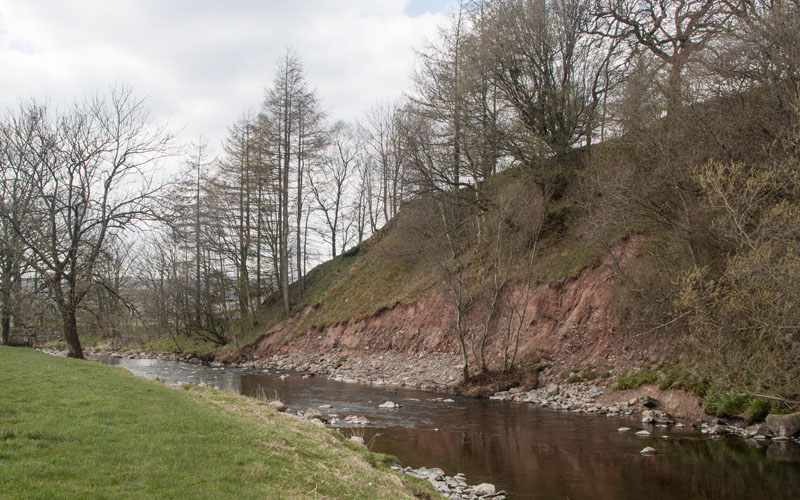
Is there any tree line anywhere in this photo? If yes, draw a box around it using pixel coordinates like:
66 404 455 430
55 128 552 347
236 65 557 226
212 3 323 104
1 0 798 399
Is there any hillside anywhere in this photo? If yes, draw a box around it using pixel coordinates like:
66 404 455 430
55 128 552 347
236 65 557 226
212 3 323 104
115 87 798 425
202 157 655 385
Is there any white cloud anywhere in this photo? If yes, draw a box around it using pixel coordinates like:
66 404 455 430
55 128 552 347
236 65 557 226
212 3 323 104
0 0 449 155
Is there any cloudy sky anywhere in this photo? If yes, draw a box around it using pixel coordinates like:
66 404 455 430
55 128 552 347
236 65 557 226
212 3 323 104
0 0 451 154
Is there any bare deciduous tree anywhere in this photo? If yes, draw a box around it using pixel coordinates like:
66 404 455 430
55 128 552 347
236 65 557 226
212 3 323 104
0 88 172 358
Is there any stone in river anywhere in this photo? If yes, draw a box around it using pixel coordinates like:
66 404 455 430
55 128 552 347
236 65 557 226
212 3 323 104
618 427 631 432
304 409 328 422
474 483 496 496
635 430 651 437
640 446 657 455
642 409 675 425
766 411 800 438
379 401 400 409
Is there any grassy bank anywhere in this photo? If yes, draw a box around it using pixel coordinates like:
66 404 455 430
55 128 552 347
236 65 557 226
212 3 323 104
0 346 434 499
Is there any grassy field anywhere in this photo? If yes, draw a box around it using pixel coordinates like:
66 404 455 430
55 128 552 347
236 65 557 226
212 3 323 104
0 346 435 499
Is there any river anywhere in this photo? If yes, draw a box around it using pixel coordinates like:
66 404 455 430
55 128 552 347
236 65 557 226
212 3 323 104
93 355 800 500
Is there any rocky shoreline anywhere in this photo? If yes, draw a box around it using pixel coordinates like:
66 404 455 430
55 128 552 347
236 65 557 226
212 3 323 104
397 466 505 500
72 347 800 451
490 383 800 447
79 347 463 392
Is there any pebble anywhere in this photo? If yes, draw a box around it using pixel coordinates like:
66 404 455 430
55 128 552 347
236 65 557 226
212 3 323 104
395 465 506 499
491 383 643 419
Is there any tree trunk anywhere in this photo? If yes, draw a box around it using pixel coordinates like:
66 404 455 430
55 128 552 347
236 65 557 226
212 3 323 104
0 309 10 345
63 304 84 359
296 113 305 303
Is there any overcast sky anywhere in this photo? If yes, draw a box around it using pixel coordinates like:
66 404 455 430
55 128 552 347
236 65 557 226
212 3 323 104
0 0 451 155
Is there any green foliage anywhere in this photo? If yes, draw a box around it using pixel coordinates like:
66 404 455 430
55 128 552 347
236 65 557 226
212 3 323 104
704 389 751 418
560 366 598 384
703 388 773 423
677 136 800 402
561 368 582 384
744 398 772 424
0 347 433 499
658 364 707 396
616 367 657 390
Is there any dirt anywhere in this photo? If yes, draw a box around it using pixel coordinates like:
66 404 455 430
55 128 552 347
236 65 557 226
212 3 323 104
596 386 706 421
222 235 702 419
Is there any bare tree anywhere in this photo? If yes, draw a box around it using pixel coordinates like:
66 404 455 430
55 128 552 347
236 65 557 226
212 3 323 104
0 88 172 358
409 1 470 192
485 0 621 156
262 49 322 312
0 103 40 344
594 0 732 116
359 101 408 225
310 121 358 258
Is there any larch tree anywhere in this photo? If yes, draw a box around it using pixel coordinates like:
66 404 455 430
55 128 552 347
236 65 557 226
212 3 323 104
263 50 322 313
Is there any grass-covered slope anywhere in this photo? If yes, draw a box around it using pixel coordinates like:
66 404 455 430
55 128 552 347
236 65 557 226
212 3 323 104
152 161 612 357
0 346 435 499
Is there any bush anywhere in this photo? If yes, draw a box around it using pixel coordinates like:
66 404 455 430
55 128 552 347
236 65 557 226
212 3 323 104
744 398 772 424
703 390 774 423
677 137 800 402
703 389 750 418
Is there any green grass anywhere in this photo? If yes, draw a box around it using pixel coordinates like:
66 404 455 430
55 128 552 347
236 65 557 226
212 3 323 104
702 387 775 423
0 347 436 499
615 367 657 390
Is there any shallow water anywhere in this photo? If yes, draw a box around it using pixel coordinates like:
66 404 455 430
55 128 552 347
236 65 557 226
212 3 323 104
93 356 800 500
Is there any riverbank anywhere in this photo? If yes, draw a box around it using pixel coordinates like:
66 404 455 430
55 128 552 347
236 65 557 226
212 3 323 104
0 346 440 499
69 346 800 448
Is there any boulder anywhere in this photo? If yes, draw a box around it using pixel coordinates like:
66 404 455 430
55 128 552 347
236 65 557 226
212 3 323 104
708 424 728 435
474 483 496 496
635 430 651 437
639 396 658 408
640 446 657 455
642 410 675 425
745 423 771 437
766 411 800 438
379 401 400 409
268 400 287 412
344 415 370 425
304 409 328 422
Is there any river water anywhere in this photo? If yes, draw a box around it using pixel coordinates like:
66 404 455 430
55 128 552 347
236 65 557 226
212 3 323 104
93 356 800 500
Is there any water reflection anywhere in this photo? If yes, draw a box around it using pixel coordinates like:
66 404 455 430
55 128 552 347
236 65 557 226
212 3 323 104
93 356 800 500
